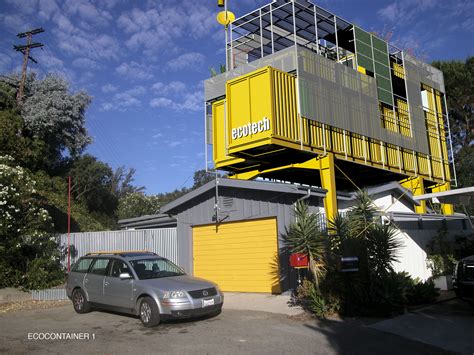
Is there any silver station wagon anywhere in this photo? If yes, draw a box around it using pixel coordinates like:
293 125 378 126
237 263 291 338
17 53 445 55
66 251 224 327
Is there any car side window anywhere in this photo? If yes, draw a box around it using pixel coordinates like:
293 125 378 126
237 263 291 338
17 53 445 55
71 258 93 273
466 265 474 280
89 258 111 276
109 260 131 278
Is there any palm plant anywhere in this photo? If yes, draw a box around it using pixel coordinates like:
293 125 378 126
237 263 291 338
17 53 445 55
283 200 326 288
347 190 378 239
366 223 402 278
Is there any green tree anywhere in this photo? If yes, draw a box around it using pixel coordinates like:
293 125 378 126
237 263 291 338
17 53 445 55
192 169 219 189
432 58 473 212
117 192 161 220
283 200 326 288
0 155 63 289
432 57 473 151
21 74 92 170
69 155 117 214
110 166 144 199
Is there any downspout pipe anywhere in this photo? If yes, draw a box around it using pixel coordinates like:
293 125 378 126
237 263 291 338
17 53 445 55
294 188 312 222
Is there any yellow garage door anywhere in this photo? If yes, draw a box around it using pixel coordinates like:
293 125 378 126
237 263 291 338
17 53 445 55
193 218 280 293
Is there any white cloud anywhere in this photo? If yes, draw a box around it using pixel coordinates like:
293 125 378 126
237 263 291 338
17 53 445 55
63 0 112 27
37 0 60 21
377 0 436 25
101 86 146 111
151 80 186 94
0 14 31 32
149 90 202 112
0 54 13 73
150 97 173 108
72 57 100 69
116 61 154 80
101 83 118 93
168 141 183 148
378 3 398 22
176 91 202 111
117 2 218 54
167 52 205 71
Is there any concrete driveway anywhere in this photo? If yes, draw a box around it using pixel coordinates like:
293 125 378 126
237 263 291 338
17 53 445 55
370 299 474 354
0 303 452 354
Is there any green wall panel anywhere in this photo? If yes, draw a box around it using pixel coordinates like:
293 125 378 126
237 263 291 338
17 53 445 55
356 41 373 58
378 88 393 105
354 26 371 45
376 76 392 91
372 36 388 53
357 54 374 72
373 49 389 66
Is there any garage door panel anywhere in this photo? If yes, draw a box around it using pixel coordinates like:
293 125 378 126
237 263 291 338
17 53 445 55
194 245 277 254
193 218 280 293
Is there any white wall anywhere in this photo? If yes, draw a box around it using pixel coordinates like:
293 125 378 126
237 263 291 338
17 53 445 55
371 193 414 213
392 229 433 281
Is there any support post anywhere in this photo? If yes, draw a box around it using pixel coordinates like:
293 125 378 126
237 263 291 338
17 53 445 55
430 182 454 215
400 176 426 214
318 153 337 222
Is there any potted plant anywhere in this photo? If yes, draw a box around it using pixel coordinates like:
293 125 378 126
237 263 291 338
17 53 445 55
426 229 456 290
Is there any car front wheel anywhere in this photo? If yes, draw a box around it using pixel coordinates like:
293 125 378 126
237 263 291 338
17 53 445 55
139 297 160 327
72 289 91 314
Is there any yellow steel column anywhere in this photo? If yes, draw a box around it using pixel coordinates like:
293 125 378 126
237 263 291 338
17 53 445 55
318 153 337 222
400 176 427 214
431 182 454 215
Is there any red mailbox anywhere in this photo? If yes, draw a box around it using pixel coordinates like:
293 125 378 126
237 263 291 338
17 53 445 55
290 253 309 268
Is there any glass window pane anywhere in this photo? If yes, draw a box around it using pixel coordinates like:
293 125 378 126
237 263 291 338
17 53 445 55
72 258 93 273
110 260 131 278
90 258 110 276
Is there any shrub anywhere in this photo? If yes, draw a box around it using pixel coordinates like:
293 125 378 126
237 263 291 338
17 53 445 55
294 279 340 318
21 258 65 291
406 279 439 305
368 271 411 316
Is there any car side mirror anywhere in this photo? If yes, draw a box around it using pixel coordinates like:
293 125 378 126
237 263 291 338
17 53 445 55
119 272 132 280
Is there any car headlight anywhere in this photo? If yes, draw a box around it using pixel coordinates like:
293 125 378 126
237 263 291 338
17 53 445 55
163 291 187 299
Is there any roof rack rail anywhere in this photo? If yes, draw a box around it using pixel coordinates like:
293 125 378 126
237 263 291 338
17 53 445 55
85 250 157 256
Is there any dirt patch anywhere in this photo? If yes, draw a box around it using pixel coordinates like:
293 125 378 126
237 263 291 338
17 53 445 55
0 299 70 314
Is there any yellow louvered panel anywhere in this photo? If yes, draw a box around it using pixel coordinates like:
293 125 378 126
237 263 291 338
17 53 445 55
392 62 405 79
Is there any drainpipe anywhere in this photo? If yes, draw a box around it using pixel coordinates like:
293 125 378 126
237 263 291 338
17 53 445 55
294 188 311 223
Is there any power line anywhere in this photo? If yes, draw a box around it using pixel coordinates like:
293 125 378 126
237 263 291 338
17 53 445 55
13 27 45 105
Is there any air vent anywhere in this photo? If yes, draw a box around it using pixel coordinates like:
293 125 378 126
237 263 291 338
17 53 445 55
222 196 234 210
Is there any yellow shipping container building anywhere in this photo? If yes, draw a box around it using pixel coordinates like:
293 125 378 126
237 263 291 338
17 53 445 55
204 0 456 220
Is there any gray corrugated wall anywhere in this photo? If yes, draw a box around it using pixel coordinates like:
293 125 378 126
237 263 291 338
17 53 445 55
172 188 324 292
59 228 178 266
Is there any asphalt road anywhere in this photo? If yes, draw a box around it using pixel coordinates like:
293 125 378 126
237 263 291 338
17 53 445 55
371 299 474 354
0 303 458 354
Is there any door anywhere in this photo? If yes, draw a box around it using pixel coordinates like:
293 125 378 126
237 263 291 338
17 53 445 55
193 218 280 293
103 259 134 309
84 258 110 304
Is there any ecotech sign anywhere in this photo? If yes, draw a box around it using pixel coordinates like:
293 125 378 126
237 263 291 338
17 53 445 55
231 117 270 140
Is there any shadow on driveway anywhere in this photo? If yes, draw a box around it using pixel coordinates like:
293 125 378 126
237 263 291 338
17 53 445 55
369 299 474 354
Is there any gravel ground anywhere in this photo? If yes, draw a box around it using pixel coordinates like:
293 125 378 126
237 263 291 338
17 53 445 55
0 300 70 314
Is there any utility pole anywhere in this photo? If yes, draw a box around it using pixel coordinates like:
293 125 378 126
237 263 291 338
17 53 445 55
13 27 44 105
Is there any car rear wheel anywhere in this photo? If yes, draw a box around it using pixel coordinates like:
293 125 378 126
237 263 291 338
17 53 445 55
139 297 160 327
72 289 91 314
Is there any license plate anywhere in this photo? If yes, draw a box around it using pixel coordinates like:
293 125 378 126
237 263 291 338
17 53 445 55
202 298 215 307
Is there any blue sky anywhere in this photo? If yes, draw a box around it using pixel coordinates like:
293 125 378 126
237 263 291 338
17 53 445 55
0 0 473 194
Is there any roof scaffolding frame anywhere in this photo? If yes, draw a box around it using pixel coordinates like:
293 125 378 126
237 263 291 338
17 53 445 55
228 0 401 71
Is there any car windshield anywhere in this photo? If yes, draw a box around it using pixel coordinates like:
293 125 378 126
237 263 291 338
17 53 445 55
130 258 186 280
